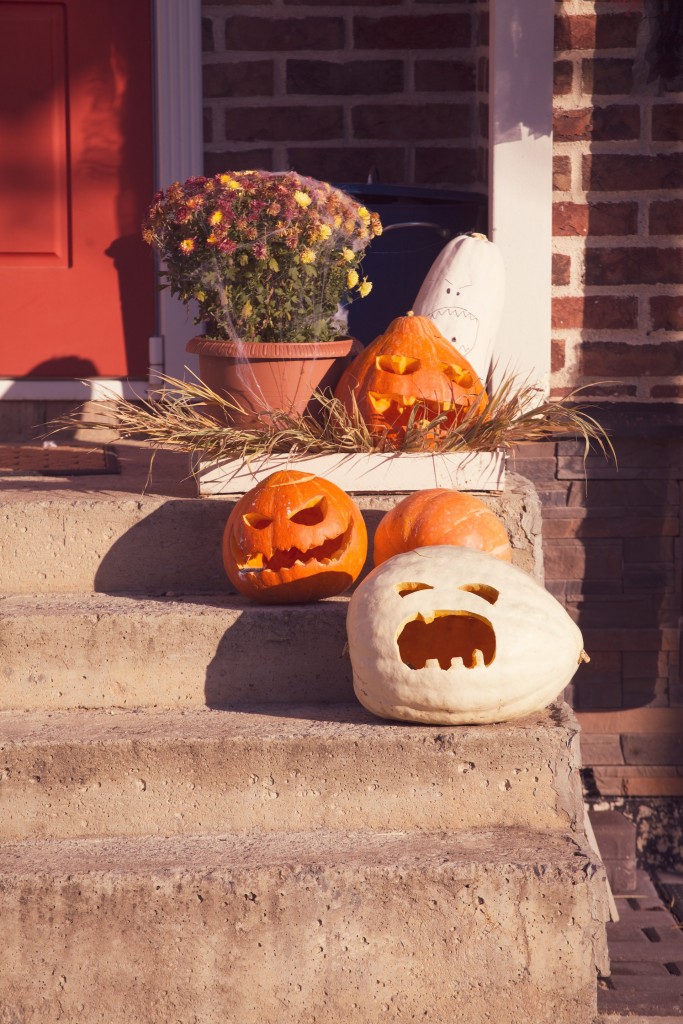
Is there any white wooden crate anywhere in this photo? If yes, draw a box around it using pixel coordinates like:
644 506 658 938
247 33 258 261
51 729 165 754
192 449 506 496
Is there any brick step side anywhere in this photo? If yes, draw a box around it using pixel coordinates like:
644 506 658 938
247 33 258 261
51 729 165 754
0 827 609 1024
0 703 584 841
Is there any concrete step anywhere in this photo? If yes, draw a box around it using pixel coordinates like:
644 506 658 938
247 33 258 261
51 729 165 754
0 468 542 594
0 826 609 1023
0 592 353 710
0 703 584 841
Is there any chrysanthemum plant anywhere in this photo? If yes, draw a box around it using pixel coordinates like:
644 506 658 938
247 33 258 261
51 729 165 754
142 170 382 345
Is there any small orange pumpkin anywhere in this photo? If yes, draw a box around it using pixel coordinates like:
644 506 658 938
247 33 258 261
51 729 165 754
373 488 512 566
222 470 367 604
334 312 488 446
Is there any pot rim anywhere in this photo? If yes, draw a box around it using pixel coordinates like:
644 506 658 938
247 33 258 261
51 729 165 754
186 336 355 359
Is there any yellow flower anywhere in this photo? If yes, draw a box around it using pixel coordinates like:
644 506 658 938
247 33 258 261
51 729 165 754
294 190 312 208
209 210 223 225
179 238 195 253
207 233 218 245
242 300 253 318
317 223 332 240
358 206 371 223
300 248 316 264
347 269 359 289
219 174 241 190
195 290 206 302
342 247 355 262
358 278 373 298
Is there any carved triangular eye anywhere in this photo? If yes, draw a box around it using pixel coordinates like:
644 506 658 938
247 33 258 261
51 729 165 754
242 513 273 529
396 582 434 598
439 362 473 388
459 584 499 605
289 496 327 526
376 354 421 375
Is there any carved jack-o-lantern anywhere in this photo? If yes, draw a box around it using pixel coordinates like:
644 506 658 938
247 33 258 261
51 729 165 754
223 470 367 604
347 546 588 724
334 312 488 446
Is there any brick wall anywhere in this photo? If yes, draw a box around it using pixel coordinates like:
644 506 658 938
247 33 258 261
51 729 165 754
201 0 487 189
551 0 683 401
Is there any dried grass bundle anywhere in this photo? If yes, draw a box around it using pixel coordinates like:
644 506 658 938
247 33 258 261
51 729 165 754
55 372 614 463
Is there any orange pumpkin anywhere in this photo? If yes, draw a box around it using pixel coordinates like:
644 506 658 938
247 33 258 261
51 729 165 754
334 312 488 446
373 488 512 566
222 470 368 604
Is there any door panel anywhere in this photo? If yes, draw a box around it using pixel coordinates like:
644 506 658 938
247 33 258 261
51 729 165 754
0 0 155 378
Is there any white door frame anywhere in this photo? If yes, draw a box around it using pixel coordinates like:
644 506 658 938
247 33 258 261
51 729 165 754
0 0 203 401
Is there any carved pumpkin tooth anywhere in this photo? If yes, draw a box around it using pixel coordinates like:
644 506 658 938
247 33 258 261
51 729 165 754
404 395 417 406
473 649 485 667
368 392 393 414
450 656 465 669
425 658 440 670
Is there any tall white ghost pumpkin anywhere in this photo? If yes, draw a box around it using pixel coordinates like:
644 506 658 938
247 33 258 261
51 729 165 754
413 232 505 385
346 546 588 726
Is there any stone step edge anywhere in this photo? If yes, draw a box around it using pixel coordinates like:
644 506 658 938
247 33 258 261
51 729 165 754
0 825 603 877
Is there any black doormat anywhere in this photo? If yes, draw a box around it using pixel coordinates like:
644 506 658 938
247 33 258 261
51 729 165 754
0 443 119 476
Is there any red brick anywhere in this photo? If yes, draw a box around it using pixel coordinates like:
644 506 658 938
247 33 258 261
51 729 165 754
203 61 273 98
477 56 488 92
476 10 488 46
553 155 572 191
353 103 471 141
580 342 682 377
567 478 675 508
554 12 641 51
589 202 639 236
650 200 683 235
651 384 683 399
544 514 678 539
650 295 683 331
551 338 566 372
204 149 273 176
415 59 476 92
582 735 625 765
287 60 403 96
582 57 635 94
585 247 683 286
554 60 574 95
584 153 683 191
413 147 477 186
622 734 683 766
543 540 621 581
224 16 343 51
225 106 344 142
552 295 638 329
581 628 673 653
652 104 683 142
203 107 213 145
287 146 406 184
554 105 640 142
202 17 214 52
552 252 571 286
478 102 488 139
353 14 471 50
622 537 675 564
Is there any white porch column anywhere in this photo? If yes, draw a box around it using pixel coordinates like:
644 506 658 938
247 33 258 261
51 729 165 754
489 0 555 395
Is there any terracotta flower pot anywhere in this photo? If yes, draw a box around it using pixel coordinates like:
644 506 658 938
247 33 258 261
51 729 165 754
186 336 357 429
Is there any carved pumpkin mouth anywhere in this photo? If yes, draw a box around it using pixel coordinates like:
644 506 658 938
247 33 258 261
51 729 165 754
397 611 496 670
236 523 353 575
367 395 465 425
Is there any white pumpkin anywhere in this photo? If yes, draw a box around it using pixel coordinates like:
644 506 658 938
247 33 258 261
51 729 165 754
412 232 505 385
346 546 587 725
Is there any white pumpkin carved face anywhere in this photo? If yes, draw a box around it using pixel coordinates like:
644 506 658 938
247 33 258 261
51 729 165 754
346 546 586 725
413 233 506 385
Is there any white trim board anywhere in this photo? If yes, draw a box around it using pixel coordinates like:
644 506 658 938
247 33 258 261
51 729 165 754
0 379 148 401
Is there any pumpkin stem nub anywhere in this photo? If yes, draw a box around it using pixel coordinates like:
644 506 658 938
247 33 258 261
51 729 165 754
579 649 591 664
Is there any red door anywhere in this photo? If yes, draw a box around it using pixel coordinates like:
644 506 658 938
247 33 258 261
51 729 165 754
0 0 155 379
